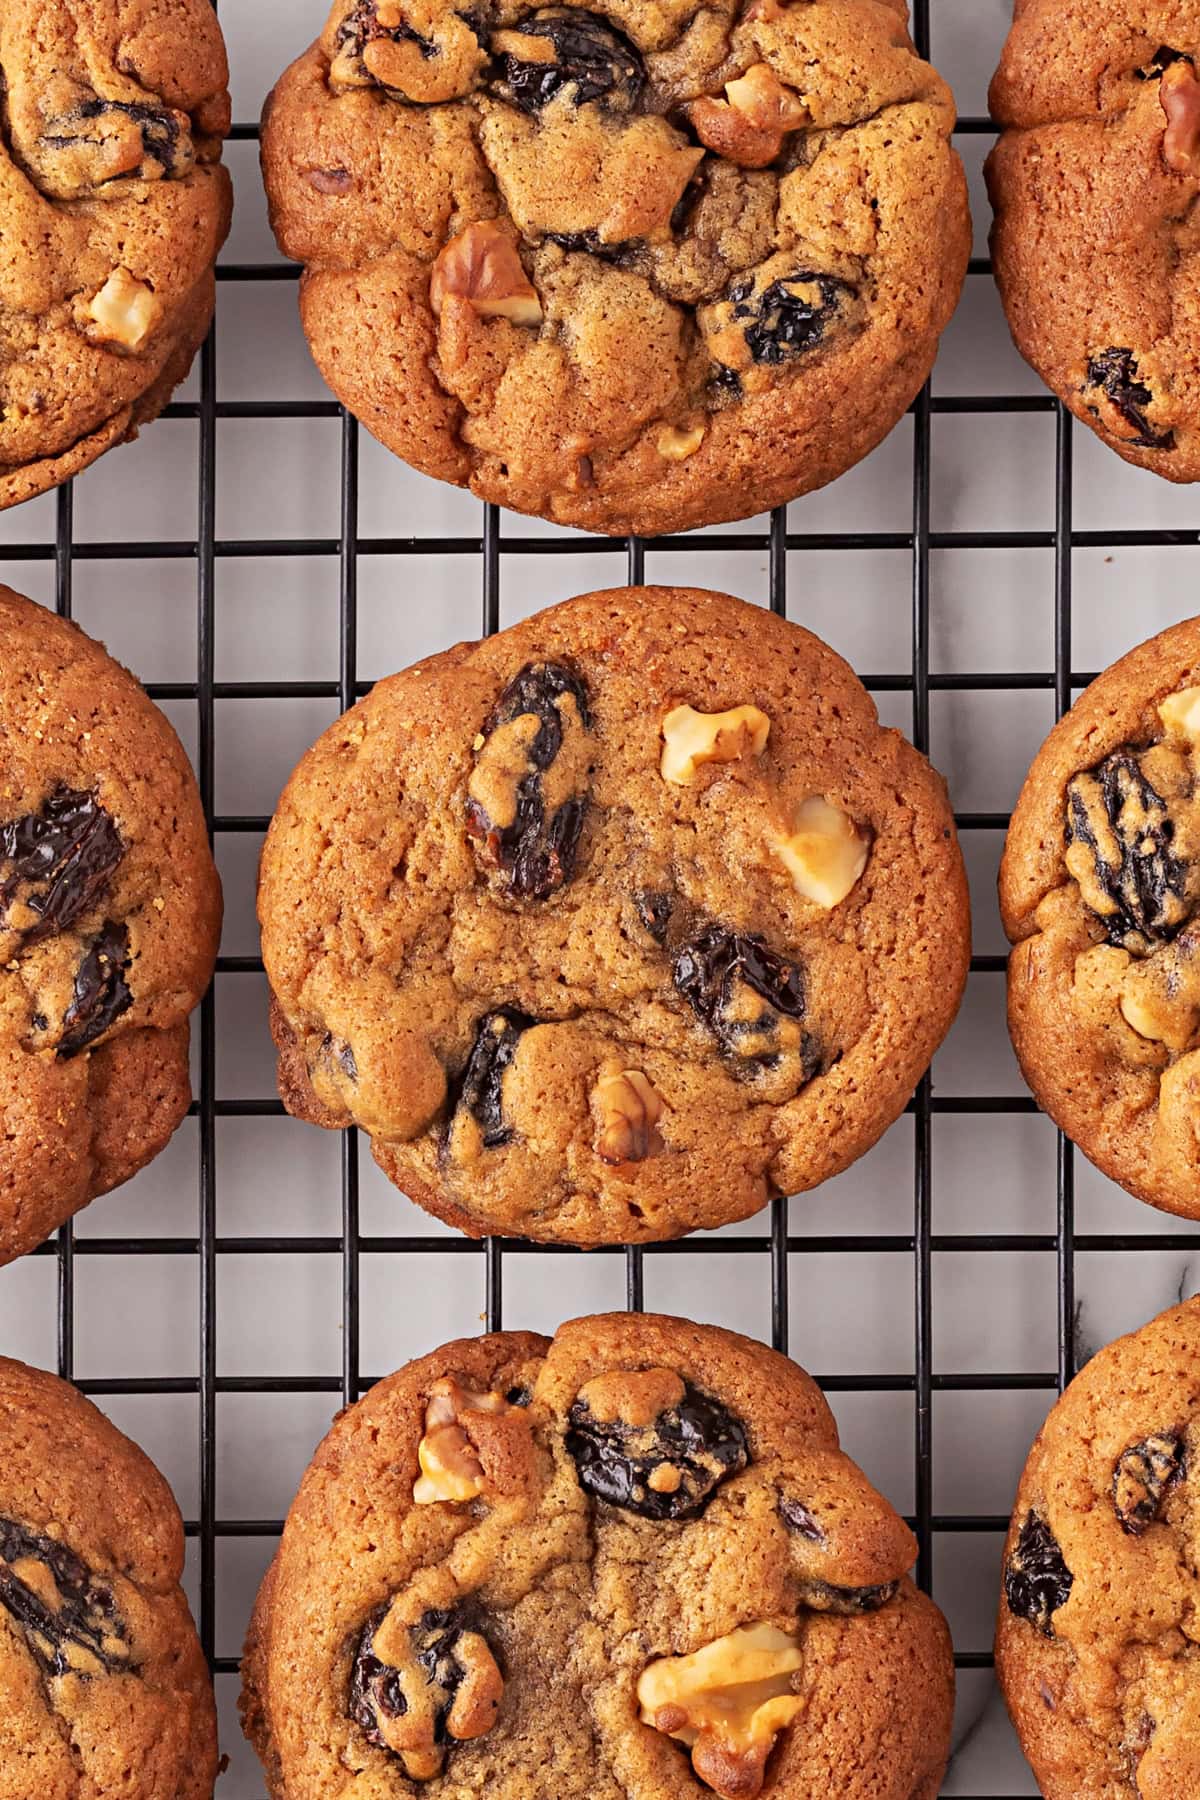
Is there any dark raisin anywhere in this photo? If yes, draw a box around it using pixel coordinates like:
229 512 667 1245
57 921 132 1059
731 271 855 366
41 99 187 179
505 1385 532 1407
1065 751 1191 950
0 788 123 945
673 925 818 1079
1085 349 1175 450
350 1604 500 1775
452 1008 535 1148
634 890 673 945
338 0 438 65
708 363 744 406
566 1382 748 1520
779 1496 826 1542
1004 1511 1073 1637
796 1577 899 1614
542 230 637 264
0 1517 130 1677
491 7 645 114
1113 1433 1185 1534
1136 45 1192 77
465 661 592 902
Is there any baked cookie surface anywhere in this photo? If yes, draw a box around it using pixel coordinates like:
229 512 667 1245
997 1296 1200 1800
0 587 221 1265
0 0 232 510
241 1311 954 1800
1002 615 1200 1220
259 585 969 1246
0 1355 217 1799
260 0 969 536
988 3 1200 479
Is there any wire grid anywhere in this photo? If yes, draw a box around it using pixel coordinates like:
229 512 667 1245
10 0 1197 1791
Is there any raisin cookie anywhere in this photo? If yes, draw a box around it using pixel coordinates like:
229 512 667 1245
0 0 232 511
259 0 969 536
0 1355 217 1798
996 1295 1200 1799
0 587 221 1264
259 585 969 1246
988 6 1200 479
1001 615 1200 1220
242 1311 954 1799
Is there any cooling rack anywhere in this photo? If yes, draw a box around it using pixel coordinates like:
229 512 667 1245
7 0 1200 1791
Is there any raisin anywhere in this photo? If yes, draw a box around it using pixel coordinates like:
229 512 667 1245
1113 1433 1185 1534
1004 1511 1073 1637
1085 349 1175 450
634 889 673 945
452 1008 535 1148
543 230 637 264
673 925 818 1079
778 1496 825 1542
505 1385 533 1407
0 1517 130 1677
491 8 645 114
350 1604 501 1776
41 99 188 180
566 1382 748 1520
465 661 592 902
0 788 123 945
728 270 855 366
708 362 744 406
796 1577 899 1614
58 921 133 1059
338 0 437 64
1065 751 1191 950
1136 45 1192 78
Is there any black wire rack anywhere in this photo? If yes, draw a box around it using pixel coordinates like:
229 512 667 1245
8 2 1200 1792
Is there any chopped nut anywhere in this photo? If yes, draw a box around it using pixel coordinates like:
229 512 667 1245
1161 60 1200 174
637 1622 805 1800
657 422 706 461
413 1376 515 1504
688 63 808 168
85 268 163 353
772 796 870 907
431 221 543 326
1158 684 1200 740
595 1067 665 1163
660 704 770 786
1119 924 1200 1050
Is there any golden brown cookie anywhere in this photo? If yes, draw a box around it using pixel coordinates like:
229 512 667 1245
0 587 222 1264
0 1355 217 1798
241 1312 955 1800
258 585 969 1246
1001 614 1200 1221
996 1296 1200 1799
988 4 1200 479
259 0 969 536
0 0 232 511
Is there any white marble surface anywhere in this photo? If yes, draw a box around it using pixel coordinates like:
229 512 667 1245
2 1 1199 1792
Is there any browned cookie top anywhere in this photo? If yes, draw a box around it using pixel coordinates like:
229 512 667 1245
988 2 1200 479
996 1297 1200 1800
259 0 969 536
0 0 232 511
241 1312 954 1800
258 586 969 1247
1002 614 1200 1221
0 587 221 1265
0 1356 217 1798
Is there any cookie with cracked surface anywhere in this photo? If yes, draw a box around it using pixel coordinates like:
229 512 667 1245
0 1355 217 1798
996 1296 1200 1799
0 586 221 1265
258 0 969 537
988 4 1200 480
240 1311 955 1800
1001 614 1200 1221
258 585 969 1246
0 0 232 511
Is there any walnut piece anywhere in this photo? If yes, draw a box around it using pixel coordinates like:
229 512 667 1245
657 422 706 461
1161 60 1200 175
660 703 770 786
85 269 164 353
771 796 870 907
430 221 543 326
637 1622 805 1800
688 63 808 168
595 1067 665 1163
1158 684 1200 740
413 1376 514 1504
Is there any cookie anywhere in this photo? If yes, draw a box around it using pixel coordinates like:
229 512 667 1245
0 587 221 1264
988 5 1200 479
259 585 969 1246
1001 615 1200 1221
259 0 969 537
241 1311 954 1799
996 1295 1200 1799
0 1355 217 1798
0 0 232 511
